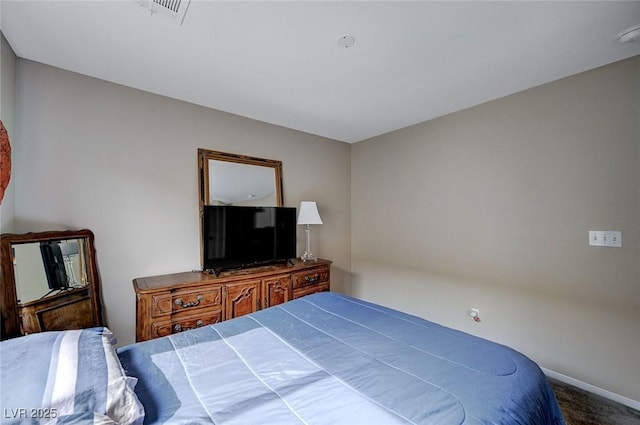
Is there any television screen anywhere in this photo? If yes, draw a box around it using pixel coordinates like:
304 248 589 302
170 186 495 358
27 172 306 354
40 241 69 290
202 206 296 273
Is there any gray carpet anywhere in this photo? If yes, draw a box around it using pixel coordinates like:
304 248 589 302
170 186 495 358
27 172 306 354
549 379 640 425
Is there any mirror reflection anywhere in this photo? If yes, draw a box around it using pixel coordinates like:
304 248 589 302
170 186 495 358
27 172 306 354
1 229 103 339
209 160 277 206
12 238 89 304
199 149 283 208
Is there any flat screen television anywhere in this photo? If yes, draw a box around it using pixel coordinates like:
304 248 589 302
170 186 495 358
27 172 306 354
202 205 297 274
40 241 69 290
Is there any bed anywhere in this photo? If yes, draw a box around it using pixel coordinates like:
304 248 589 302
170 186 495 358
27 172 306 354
1 292 565 424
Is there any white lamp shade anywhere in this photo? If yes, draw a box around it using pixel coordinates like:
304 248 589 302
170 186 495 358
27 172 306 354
297 201 323 225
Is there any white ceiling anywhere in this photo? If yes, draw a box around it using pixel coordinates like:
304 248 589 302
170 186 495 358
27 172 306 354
2 1 639 143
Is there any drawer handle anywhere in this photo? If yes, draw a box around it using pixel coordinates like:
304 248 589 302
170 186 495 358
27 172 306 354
304 274 320 284
175 295 204 308
174 320 204 333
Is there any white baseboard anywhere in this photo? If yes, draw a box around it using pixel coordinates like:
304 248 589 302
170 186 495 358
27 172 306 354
542 368 640 412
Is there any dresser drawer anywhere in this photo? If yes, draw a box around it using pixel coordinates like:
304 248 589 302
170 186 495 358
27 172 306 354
293 283 329 299
151 286 222 318
292 266 329 289
262 274 292 289
151 310 222 339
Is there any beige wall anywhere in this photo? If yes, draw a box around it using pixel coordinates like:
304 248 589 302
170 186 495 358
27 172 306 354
8 47 639 403
12 59 350 346
351 56 639 402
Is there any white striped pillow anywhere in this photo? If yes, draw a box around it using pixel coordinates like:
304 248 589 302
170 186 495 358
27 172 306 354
1 327 144 425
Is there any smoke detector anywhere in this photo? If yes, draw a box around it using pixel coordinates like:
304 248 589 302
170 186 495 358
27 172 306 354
137 0 191 25
337 35 356 48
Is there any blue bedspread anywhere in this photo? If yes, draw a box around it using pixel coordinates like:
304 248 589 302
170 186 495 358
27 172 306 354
117 293 565 424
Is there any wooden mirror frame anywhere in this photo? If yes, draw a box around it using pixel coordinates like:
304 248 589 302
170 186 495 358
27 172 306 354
0 229 103 340
198 149 284 210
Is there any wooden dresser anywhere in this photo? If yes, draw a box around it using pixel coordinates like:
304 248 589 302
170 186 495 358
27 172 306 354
133 258 331 342
19 287 96 335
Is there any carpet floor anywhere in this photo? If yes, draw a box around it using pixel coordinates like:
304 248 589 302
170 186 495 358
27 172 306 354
549 379 640 425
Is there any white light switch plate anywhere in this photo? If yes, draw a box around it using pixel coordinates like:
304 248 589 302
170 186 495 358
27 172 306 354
589 231 622 247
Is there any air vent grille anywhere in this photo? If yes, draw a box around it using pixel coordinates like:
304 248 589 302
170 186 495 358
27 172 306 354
137 0 191 25
154 0 181 14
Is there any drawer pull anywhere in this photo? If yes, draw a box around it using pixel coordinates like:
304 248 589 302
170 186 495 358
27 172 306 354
175 295 204 308
304 274 320 284
174 320 204 333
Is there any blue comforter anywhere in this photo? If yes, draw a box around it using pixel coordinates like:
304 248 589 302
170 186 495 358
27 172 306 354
117 293 564 424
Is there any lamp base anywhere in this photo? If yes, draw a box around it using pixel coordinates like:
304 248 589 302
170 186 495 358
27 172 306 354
301 225 318 262
301 252 318 262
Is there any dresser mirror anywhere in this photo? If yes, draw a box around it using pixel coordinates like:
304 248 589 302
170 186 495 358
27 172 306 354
0 229 103 339
198 149 283 208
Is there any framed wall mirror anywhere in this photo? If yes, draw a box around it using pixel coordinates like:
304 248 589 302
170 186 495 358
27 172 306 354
198 149 283 209
0 229 103 340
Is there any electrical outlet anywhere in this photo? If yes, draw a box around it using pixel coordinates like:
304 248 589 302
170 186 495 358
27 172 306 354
468 308 481 322
589 231 604 246
607 231 622 247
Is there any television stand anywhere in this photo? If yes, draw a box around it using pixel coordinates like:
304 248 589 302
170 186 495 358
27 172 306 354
204 258 296 277
203 268 221 277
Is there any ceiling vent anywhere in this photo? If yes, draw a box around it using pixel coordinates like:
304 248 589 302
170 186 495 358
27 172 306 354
137 0 191 25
